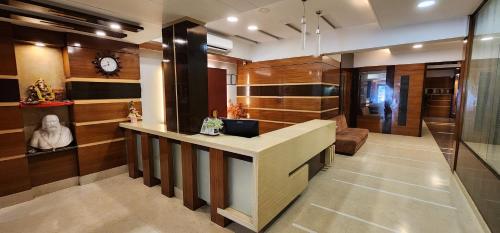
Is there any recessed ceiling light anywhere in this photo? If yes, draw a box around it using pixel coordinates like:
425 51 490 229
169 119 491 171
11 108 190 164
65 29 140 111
174 39 187 44
463 39 467 44
481 36 493 41
418 0 436 8
247 25 258 31
73 42 81 47
34 42 45 47
162 59 170 63
109 22 121 30
96 30 106 37
413 44 423 49
162 43 168 48
227 16 238 22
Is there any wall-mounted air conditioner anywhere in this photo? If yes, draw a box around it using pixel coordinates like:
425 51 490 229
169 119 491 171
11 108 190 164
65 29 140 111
207 33 233 54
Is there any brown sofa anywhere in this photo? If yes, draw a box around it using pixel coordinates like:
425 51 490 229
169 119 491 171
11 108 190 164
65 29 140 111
333 114 369 156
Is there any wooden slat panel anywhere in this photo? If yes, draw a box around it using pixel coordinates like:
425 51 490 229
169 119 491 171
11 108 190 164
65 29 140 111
321 97 339 110
0 132 25 159
322 65 340 85
64 47 140 80
238 63 323 85
124 129 141 178
66 82 141 100
209 148 231 226
237 97 282 109
66 34 139 54
259 121 285 134
75 122 124 145
283 111 321 123
0 156 31 197
28 150 78 187
77 140 127 176
181 142 205 210
321 109 340 120
0 22 17 76
72 102 142 123
246 109 283 122
141 133 159 187
159 138 174 197
283 98 321 111
0 106 23 130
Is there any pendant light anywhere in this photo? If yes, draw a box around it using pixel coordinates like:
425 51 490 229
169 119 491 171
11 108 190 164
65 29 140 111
315 10 322 57
301 0 307 50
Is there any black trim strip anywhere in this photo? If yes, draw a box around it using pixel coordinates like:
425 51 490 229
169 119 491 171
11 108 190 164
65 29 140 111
0 79 20 102
66 81 141 100
237 84 339 97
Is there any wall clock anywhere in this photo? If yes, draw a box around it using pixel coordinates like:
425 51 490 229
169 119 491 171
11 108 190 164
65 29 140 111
92 53 121 76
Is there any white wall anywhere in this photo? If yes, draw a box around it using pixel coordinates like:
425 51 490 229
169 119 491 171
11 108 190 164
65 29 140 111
139 49 164 124
249 17 469 62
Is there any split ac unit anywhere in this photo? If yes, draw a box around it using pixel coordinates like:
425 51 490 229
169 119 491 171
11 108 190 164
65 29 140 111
207 33 233 54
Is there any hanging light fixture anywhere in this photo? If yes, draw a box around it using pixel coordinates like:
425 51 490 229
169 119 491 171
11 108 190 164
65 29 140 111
315 10 322 57
301 0 307 50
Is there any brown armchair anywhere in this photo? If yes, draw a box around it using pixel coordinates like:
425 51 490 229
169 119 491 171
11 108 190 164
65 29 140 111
333 114 369 156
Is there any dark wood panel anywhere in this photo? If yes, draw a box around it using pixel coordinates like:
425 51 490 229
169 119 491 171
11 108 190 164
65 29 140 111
77 140 127 176
357 115 383 133
72 102 141 123
208 68 227 117
0 22 17 75
140 133 159 187
180 142 205 210
0 79 20 102
13 25 65 47
246 109 283 122
427 106 451 117
66 81 141 100
159 137 174 197
75 122 124 145
237 85 339 97
237 97 283 109
321 109 340 120
238 63 323 85
124 129 141 178
209 148 231 226
237 97 338 112
239 56 339 70
162 25 177 132
321 97 339 110
0 156 31 197
283 98 321 111
66 33 139 54
0 106 23 130
259 121 286 134
283 111 321 123
308 151 325 180
322 65 341 84
0 132 26 158
28 149 78 187
64 47 140 79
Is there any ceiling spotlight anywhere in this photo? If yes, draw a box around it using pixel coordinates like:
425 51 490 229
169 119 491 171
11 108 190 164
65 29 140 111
247 25 258 31
418 0 436 8
162 59 170 63
162 43 168 48
413 44 423 49
34 42 45 47
174 39 187 44
109 22 121 30
96 30 106 37
73 42 81 47
463 39 467 44
227 16 238 22
481 36 493 41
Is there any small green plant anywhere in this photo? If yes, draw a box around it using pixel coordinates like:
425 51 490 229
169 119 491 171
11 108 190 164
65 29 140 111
205 118 223 130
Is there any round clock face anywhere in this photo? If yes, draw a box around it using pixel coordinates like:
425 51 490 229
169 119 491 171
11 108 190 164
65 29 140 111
99 57 118 73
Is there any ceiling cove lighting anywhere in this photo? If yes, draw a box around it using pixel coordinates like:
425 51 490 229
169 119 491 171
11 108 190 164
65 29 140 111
227 16 238 22
96 30 106 37
174 38 187 44
109 22 121 30
417 0 436 8
73 42 81 47
481 37 493 41
413 44 423 49
247 25 258 31
34 42 45 47
162 43 168 48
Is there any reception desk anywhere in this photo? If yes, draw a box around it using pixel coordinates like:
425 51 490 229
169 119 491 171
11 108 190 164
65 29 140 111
120 119 335 232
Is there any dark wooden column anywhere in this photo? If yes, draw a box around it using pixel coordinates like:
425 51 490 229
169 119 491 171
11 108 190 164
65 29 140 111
209 148 231 226
159 138 174 197
181 142 205 210
141 133 159 187
125 129 141 178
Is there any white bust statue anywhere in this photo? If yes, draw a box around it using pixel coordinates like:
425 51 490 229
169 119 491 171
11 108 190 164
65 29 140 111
30 114 73 151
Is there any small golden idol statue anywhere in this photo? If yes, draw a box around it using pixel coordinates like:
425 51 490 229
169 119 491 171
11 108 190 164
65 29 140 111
23 78 56 104
128 101 142 123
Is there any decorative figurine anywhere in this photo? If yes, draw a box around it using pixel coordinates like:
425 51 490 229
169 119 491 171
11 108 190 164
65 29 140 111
128 101 142 123
200 110 224 136
227 100 247 119
23 78 56 104
30 114 73 151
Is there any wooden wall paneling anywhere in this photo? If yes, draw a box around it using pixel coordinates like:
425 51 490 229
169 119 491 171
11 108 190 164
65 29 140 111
66 82 141 100
181 142 205 210
283 98 321 111
246 109 283 122
27 150 78 187
159 137 174 197
64 47 140 80
124 129 141 178
340 69 353 123
322 65 341 85
209 148 231 227
283 111 321 123
208 68 227 117
72 101 141 123
0 22 17 75
140 133 159 187
66 33 139 54
0 132 26 159
392 64 425 137
13 25 65 47
321 109 340 120
77 140 127 176
0 106 23 130
0 156 31 197
238 97 283 109
259 121 286 134
0 79 21 102
75 122 124 145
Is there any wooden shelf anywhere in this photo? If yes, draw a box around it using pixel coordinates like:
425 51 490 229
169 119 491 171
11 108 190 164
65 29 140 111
19 101 74 108
26 145 78 157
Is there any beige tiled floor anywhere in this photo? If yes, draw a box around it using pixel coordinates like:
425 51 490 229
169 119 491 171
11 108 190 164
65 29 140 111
0 124 484 233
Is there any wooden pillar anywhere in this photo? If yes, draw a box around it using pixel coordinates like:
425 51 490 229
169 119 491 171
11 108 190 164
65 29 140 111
125 129 141 178
181 142 205 210
159 138 174 197
209 148 231 226
141 133 159 187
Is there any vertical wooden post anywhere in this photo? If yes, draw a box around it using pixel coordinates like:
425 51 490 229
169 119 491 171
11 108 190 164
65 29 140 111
141 133 159 187
209 148 231 226
181 142 205 210
125 129 141 178
159 137 174 197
